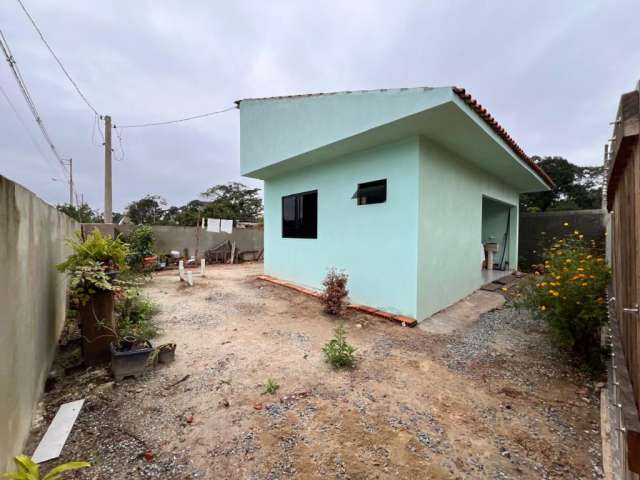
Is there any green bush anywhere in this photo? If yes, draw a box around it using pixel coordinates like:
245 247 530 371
518 225 610 369
57 228 129 273
323 323 356 368
115 290 161 341
126 225 155 270
57 229 130 305
67 261 118 306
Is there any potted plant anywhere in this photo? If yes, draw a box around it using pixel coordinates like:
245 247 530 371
110 336 154 381
57 229 129 366
111 290 161 380
157 343 176 364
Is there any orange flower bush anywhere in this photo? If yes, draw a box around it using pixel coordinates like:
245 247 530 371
520 225 610 369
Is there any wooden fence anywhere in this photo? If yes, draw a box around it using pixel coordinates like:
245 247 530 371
606 81 640 478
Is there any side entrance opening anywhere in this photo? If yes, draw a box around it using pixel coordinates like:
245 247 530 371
481 196 516 283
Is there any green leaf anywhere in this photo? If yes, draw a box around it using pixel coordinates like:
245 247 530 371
42 462 90 480
0 473 25 479
13 456 37 479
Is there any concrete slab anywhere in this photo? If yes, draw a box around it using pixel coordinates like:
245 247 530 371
418 290 505 335
31 399 84 463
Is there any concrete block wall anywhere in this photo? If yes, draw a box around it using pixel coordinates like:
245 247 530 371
0 176 79 470
99 224 264 258
518 209 605 268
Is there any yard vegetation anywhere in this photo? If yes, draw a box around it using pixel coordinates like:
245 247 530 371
323 322 356 368
321 268 349 315
519 224 610 369
125 224 156 271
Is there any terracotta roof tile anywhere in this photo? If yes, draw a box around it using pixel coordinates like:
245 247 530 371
452 87 554 188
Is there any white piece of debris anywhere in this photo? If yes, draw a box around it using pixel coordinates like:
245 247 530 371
31 399 84 464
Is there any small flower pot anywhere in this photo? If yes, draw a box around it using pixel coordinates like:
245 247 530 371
143 255 158 270
110 341 153 381
158 343 176 364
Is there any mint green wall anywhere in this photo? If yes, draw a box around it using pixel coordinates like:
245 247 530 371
264 138 420 318
417 138 519 320
239 88 544 321
240 88 451 176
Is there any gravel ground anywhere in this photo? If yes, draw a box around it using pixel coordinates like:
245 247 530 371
26 263 603 479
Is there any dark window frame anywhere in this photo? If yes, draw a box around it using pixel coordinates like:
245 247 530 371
281 189 318 239
353 179 387 205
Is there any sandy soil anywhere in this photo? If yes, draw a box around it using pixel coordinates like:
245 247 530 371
27 263 603 479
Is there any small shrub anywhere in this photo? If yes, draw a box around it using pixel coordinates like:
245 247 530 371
126 225 155 270
323 323 356 368
115 290 161 341
262 378 280 395
322 268 349 315
66 261 118 306
57 229 129 273
518 226 610 370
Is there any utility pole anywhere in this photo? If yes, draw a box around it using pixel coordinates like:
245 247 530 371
68 158 73 205
104 115 113 223
62 158 73 205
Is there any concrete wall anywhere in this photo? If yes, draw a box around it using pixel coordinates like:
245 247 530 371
109 224 263 257
264 138 420 318
418 137 519 320
518 209 605 268
0 175 79 470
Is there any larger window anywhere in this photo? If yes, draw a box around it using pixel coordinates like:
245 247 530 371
282 190 317 238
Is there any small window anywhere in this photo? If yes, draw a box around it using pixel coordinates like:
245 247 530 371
282 190 317 238
353 179 386 205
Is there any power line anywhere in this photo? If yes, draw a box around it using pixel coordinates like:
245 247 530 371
0 83 57 175
117 106 235 128
0 28 69 177
16 0 100 116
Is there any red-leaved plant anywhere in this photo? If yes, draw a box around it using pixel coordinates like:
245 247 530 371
322 268 349 315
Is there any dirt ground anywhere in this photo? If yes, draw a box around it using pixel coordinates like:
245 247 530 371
28 263 603 479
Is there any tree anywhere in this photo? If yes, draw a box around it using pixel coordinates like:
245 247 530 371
520 156 604 212
112 211 124 224
161 200 207 226
125 195 167 225
57 203 102 223
201 182 263 222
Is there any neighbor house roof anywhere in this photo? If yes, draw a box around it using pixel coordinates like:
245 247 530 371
237 86 553 190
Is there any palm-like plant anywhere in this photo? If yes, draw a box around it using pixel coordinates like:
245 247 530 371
1 455 90 480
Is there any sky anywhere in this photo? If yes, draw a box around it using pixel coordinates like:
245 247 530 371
1 0 639 212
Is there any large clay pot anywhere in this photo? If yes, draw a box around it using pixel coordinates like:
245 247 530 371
78 290 116 366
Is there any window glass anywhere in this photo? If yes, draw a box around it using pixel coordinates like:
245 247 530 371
282 190 317 238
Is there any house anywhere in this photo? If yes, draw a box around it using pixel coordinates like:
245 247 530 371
237 87 553 322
